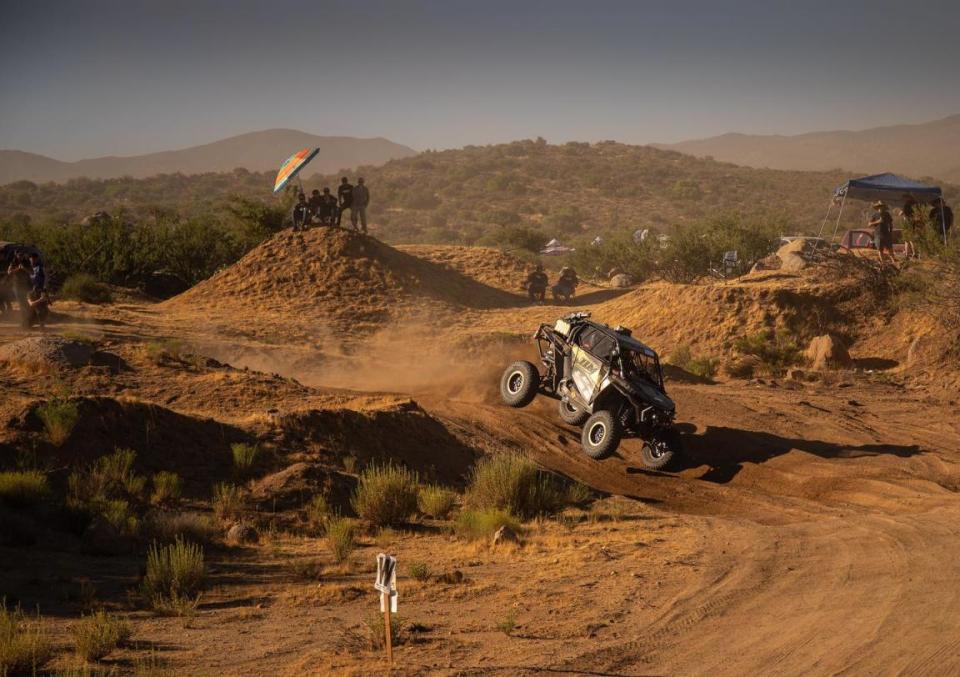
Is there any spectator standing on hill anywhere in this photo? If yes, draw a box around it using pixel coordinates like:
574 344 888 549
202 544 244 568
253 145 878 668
869 201 897 269
292 193 310 231
337 177 354 227
352 177 370 234
930 197 954 240
316 187 339 226
26 252 49 329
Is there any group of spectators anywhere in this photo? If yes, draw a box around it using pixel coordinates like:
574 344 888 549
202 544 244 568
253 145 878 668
293 176 371 234
1 251 49 329
870 195 954 268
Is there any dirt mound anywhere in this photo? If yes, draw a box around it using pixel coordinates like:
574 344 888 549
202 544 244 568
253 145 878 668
0 336 94 370
396 244 534 293
164 228 522 342
590 264 886 360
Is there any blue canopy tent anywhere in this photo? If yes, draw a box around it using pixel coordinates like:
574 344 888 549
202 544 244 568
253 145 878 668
819 172 947 245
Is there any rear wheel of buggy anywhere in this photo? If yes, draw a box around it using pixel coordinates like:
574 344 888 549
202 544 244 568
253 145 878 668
581 410 621 460
499 361 540 408
558 399 589 426
641 429 683 470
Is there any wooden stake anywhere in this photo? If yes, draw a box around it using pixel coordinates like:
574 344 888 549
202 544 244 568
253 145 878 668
383 591 393 664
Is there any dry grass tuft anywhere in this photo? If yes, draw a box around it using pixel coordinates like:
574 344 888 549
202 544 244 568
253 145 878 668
36 397 79 446
71 610 131 662
0 600 53 675
212 483 244 522
418 484 457 519
0 471 49 508
142 538 205 615
150 471 182 506
351 462 419 527
326 515 357 564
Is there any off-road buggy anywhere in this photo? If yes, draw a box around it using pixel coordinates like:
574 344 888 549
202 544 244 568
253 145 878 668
499 312 682 469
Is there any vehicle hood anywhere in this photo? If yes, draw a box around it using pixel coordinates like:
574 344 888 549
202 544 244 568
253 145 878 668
633 380 675 413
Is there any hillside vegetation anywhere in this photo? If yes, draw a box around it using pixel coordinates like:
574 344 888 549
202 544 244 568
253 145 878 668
2 139 957 291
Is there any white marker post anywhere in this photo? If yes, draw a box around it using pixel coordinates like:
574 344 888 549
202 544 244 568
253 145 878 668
375 553 398 663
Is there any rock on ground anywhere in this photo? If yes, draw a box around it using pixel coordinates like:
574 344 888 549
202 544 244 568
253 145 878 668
609 273 634 288
805 334 852 370
492 525 520 546
227 523 259 544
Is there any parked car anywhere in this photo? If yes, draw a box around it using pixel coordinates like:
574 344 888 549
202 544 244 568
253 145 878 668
838 228 912 258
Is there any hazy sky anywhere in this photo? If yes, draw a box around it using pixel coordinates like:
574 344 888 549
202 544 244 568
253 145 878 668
1 0 958 160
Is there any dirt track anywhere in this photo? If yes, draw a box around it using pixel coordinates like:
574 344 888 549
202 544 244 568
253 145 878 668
3 232 960 674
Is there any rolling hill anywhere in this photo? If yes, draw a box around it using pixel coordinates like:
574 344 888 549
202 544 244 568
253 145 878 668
658 114 960 184
0 129 416 184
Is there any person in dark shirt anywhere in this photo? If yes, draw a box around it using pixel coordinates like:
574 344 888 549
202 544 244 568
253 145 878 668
869 201 896 269
337 177 354 227
292 193 310 231
352 177 370 234
525 264 548 303
26 252 49 329
315 187 339 226
307 189 322 219
930 197 954 241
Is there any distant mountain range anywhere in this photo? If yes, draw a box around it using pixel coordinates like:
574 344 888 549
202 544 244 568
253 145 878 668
657 114 960 185
0 129 417 185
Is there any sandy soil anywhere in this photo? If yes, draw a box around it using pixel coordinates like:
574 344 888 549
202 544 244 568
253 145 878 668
2 228 960 676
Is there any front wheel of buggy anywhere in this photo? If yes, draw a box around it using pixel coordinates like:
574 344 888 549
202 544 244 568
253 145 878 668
581 410 621 460
642 429 683 470
499 361 540 408
558 399 589 426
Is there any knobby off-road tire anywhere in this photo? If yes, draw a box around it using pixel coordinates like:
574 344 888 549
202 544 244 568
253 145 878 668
500 361 540 408
558 399 590 426
641 429 683 470
581 410 622 460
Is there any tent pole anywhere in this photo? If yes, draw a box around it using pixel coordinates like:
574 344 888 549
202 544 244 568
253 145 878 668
830 193 847 244
814 199 834 251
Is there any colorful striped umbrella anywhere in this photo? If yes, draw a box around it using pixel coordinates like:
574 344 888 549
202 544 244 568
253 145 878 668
273 147 319 194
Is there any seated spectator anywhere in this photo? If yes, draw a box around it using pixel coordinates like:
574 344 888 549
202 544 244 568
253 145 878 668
292 193 310 231
316 187 339 226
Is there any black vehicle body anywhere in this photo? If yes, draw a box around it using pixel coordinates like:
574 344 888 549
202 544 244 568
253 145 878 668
0 242 42 316
499 312 681 468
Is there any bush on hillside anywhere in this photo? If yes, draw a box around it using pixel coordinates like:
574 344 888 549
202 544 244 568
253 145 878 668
351 463 420 527
60 273 113 303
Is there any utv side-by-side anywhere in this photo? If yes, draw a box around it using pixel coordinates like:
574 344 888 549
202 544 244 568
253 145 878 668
499 312 682 469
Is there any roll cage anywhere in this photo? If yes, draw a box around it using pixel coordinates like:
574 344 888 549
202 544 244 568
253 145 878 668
535 313 665 393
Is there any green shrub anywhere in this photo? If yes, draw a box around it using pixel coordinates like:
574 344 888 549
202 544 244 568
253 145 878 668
669 344 719 378
36 398 79 446
465 452 564 519
304 495 330 532
326 516 356 564
60 273 113 304
454 508 521 541
417 485 457 519
68 448 146 506
0 600 52 675
364 612 406 650
150 471 182 506
495 610 518 635
98 498 140 537
733 329 803 376
408 561 432 582
145 339 184 364
212 483 244 522
146 511 217 545
0 471 49 507
143 538 205 615
230 443 259 474
72 610 131 661
351 462 420 527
